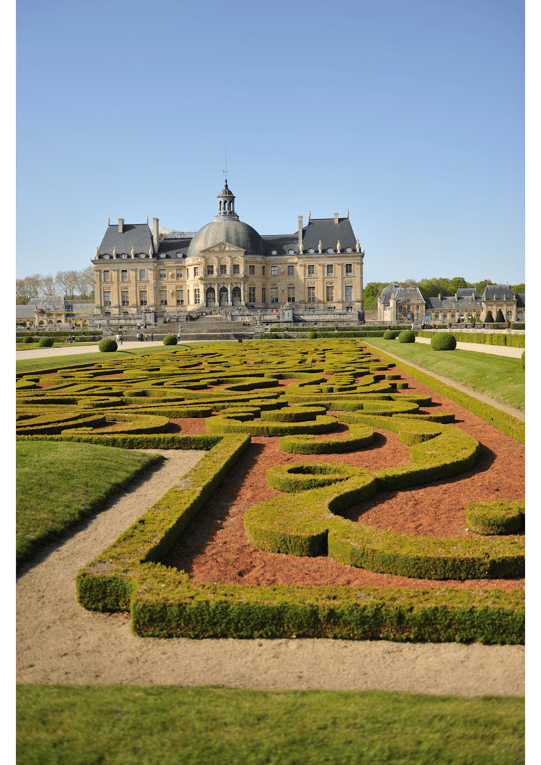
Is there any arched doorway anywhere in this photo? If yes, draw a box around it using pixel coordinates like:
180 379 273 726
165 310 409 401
232 287 242 306
206 287 215 307
219 287 228 306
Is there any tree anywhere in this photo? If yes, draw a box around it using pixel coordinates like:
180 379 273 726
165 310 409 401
511 283 525 295
475 280 494 296
495 309 505 323
39 274 59 297
16 274 41 304
55 270 79 297
485 310 494 323
363 282 388 310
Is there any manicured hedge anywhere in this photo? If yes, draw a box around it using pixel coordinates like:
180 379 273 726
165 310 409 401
418 330 525 349
38 337 54 347
431 333 457 351
99 338 118 352
466 499 525 535
398 331 415 343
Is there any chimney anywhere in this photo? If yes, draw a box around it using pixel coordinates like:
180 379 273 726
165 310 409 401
438 294 441 300
118 218 124 233
334 213 339 224
298 216 303 250
152 218 159 253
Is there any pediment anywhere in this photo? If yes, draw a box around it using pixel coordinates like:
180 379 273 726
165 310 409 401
200 241 245 255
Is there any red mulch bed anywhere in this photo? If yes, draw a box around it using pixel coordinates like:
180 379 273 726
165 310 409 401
162 363 524 593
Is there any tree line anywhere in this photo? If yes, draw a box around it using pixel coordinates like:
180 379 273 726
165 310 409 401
363 278 526 311
16 268 95 304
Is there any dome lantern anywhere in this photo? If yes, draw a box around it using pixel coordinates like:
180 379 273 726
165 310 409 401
217 179 239 220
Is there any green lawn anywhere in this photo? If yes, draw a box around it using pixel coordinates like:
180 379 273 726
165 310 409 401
16 440 162 568
16 685 524 765
363 338 524 411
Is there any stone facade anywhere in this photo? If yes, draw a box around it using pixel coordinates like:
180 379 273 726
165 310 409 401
377 283 525 324
92 182 365 322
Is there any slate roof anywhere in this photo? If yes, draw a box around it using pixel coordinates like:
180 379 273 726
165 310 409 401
261 234 299 256
96 224 154 259
156 238 192 259
301 217 358 253
515 293 525 307
457 288 481 298
483 284 515 301
378 284 425 305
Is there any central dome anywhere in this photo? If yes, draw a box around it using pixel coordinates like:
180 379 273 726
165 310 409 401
186 180 265 257
186 219 265 258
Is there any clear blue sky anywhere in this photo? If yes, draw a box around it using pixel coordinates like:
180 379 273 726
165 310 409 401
15 0 526 287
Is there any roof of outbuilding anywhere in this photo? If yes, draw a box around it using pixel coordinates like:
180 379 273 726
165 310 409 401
483 284 515 301
301 217 357 252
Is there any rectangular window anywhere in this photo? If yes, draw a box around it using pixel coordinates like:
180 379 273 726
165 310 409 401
194 289 200 304
262 266 265 276
270 286 279 303
159 269 166 280
193 267 199 277
139 290 147 306
160 290 167 305
176 269 183 279
261 287 266 303
326 264 334 276
139 269 146 280
103 270 110 281
207 265 214 275
326 285 334 302
271 266 278 277
307 286 315 303
233 264 240 275
345 263 353 275
121 290 129 306
287 287 295 303
121 270 128 281
287 265 294 276
103 290 111 306
307 265 315 276
176 290 183 306
220 264 227 275
249 265 255 275
249 286 256 302
344 284 353 301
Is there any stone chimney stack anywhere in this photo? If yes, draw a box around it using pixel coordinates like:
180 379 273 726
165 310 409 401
334 213 339 224
152 218 160 254
118 218 124 233
298 216 303 249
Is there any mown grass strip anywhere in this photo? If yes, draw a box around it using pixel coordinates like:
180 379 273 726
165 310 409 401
16 685 524 765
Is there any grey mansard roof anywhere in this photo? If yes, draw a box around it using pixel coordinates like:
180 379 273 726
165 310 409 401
97 224 154 259
301 217 358 253
378 284 425 305
483 284 515 301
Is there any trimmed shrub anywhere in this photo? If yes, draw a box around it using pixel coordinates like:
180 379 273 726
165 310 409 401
430 333 457 351
398 331 415 344
99 338 118 353
495 309 505 323
383 331 397 339
485 311 494 323
22 336 34 344
163 335 178 345
38 337 54 347
466 500 525 536
308 331 317 339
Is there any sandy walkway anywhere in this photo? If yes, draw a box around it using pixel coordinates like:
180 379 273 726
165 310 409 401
16 450 524 696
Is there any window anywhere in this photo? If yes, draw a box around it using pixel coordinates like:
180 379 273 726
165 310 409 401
207 265 214 275
249 265 255 275
262 266 265 276
139 291 147 306
345 263 353 275
287 287 295 303
160 290 167 305
176 269 183 279
326 285 334 302
121 270 128 281
121 290 129 307
220 264 227 275
307 265 315 276
270 286 279 303
249 286 256 302
103 270 110 281
176 290 183 306
194 289 200 304
261 287 266 303
233 264 240 275
193 267 199 277
271 266 278 277
287 265 294 276
103 290 111 306
159 269 166 280
307 286 315 303
326 264 334 276
139 269 146 280
344 284 353 302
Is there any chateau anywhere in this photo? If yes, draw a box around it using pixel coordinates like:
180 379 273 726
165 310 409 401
92 181 365 324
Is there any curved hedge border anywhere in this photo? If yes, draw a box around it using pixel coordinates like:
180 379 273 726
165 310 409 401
279 422 375 454
466 500 525 535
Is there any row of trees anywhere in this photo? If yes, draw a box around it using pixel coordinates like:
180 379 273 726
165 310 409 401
363 278 526 311
16 268 95 304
